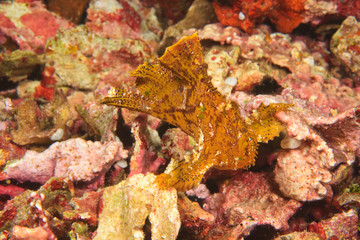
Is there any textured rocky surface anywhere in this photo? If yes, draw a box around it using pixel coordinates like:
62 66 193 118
4 138 128 184
94 173 180 240
0 0 359 239
203 172 302 239
331 16 360 78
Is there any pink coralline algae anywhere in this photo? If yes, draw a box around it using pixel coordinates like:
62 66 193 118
86 0 162 45
161 128 195 162
4 138 128 184
0 1 72 53
177 193 215 239
274 90 360 201
229 89 360 202
308 210 358 239
0 185 25 200
0 177 104 239
203 172 302 238
197 23 360 113
128 115 166 177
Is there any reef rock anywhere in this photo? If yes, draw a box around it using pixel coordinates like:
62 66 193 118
331 16 360 78
4 138 128 184
94 173 180 240
204 172 302 239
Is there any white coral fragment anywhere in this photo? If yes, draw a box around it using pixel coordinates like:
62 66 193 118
94 173 180 240
5 138 128 183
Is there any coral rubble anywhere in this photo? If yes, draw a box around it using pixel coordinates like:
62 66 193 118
331 16 360 78
94 173 180 240
4 138 128 184
0 0 359 239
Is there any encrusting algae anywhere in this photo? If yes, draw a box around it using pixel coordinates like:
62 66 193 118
101 33 290 191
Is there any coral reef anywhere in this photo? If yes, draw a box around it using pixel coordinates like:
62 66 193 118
0 0 359 239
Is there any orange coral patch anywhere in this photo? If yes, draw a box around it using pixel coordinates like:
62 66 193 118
212 0 305 33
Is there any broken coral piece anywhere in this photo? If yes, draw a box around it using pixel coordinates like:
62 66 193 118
211 0 357 34
203 171 301 239
75 102 119 142
274 231 323 240
0 177 101 238
204 45 240 97
212 0 305 33
336 183 360 208
161 128 195 162
128 115 165 177
274 90 360 201
185 183 211 200
94 173 180 240
0 177 75 239
101 33 290 191
275 142 334 201
177 193 215 239
46 0 90 24
199 23 330 78
63 190 102 227
12 226 50 240
197 24 355 111
331 16 360 78
11 91 73 145
0 131 26 162
158 0 217 54
0 50 41 82
45 25 152 90
4 138 128 184
0 1 72 53
86 0 162 45
308 210 358 239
